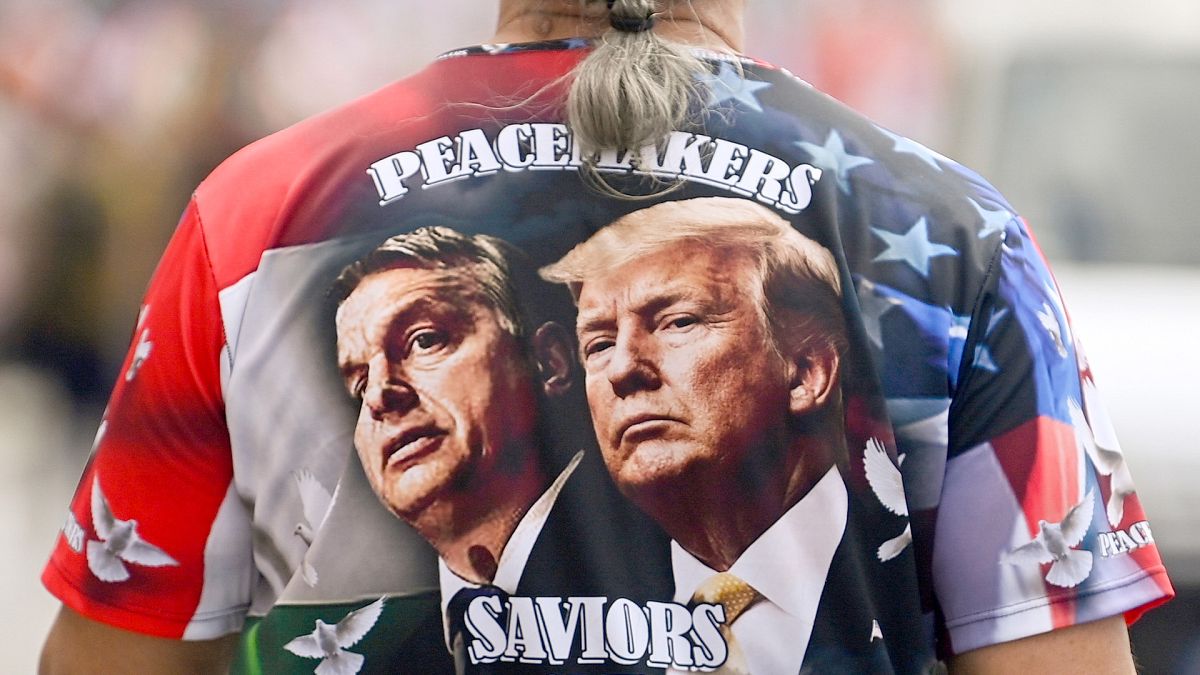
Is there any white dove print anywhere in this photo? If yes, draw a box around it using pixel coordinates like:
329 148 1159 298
1035 302 1068 358
1003 490 1095 588
1069 396 1134 527
125 305 154 381
87 475 179 582
294 469 333 586
125 329 153 381
90 419 108 452
284 597 385 675
863 438 912 562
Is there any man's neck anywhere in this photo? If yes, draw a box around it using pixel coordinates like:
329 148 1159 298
412 467 549 585
492 0 746 54
633 442 836 571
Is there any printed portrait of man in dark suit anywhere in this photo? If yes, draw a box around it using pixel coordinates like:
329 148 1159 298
333 226 671 673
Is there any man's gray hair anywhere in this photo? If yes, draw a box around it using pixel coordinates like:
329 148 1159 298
540 197 848 356
333 227 561 342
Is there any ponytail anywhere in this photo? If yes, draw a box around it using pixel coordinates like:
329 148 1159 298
566 0 707 156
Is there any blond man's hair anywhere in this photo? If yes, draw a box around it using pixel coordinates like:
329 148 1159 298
540 197 848 357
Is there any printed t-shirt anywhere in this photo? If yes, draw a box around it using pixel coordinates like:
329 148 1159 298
43 40 1173 674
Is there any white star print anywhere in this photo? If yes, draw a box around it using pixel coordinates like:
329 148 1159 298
877 126 946 171
795 130 874 194
973 344 999 373
856 278 903 349
969 198 1014 240
987 307 1010 334
946 312 972 384
948 314 970 341
871 217 958 277
699 61 772 112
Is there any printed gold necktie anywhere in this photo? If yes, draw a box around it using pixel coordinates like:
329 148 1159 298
690 572 764 675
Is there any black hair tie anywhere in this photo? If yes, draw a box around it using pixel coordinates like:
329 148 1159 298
606 1 656 33
609 13 656 32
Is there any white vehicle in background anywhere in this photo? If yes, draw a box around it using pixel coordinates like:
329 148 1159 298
938 2 1200 670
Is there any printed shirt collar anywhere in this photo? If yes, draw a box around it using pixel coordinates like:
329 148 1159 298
671 466 849 621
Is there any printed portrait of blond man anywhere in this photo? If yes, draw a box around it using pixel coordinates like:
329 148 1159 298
542 196 859 674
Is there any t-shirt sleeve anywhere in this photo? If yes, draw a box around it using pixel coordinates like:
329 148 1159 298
929 216 1174 655
41 199 253 640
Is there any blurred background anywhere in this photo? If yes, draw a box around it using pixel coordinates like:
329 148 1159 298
2 0 1197 671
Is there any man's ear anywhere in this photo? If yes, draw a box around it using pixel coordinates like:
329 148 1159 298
533 322 575 397
786 341 840 416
